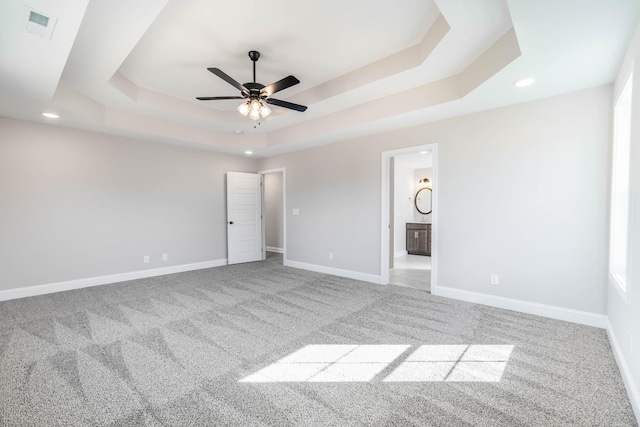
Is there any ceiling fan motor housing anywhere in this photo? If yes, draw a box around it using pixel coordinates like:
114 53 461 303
243 82 266 100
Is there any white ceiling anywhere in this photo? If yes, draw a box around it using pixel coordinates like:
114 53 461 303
1 0 638 158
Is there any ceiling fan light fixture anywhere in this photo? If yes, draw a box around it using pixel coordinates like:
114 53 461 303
237 102 250 116
248 108 261 121
239 98 271 121
260 104 272 118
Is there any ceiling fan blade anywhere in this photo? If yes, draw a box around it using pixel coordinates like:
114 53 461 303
207 68 246 92
196 96 245 100
266 98 307 112
261 75 300 97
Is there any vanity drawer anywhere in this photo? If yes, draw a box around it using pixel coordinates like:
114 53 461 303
406 223 430 230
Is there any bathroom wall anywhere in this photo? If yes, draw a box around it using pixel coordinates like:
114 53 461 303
414 167 433 222
392 162 414 257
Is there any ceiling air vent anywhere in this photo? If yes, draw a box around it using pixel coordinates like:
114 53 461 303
23 5 57 39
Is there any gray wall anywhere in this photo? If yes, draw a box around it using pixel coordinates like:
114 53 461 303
0 85 612 317
260 140 381 275
0 118 257 289
259 85 611 315
264 172 283 251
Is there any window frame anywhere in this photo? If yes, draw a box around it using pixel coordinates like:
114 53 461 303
609 70 634 304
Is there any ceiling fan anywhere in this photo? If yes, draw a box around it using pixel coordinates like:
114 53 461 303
196 50 307 121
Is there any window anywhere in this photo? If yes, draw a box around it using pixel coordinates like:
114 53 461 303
610 73 633 295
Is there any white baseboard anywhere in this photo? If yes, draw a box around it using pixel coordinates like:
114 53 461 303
607 321 640 421
0 259 227 302
266 246 283 254
433 285 608 329
394 250 408 258
284 259 383 285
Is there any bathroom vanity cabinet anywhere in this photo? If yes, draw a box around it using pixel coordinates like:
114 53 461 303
406 223 431 256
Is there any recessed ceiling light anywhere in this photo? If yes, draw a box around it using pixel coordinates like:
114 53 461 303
514 78 535 87
244 150 253 155
419 151 428 154
42 112 59 119
233 129 243 135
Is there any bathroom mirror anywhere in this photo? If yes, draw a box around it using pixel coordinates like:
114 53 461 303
415 187 432 214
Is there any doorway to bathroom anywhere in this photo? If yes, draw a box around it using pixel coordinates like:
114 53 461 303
381 144 437 292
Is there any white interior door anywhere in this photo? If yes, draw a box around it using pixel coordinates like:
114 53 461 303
227 171 263 264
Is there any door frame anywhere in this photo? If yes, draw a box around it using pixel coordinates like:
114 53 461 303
259 167 287 262
380 143 438 292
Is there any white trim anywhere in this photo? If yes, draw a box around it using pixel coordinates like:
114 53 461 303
608 69 634 306
266 246 283 253
259 167 286 264
284 259 383 285
394 250 408 258
261 173 266 261
0 259 227 302
258 167 286 175
607 320 640 421
610 273 631 305
435 286 608 329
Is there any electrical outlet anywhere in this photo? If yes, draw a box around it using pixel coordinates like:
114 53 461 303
162 253 168 261
490 274 499 286
329 252 334 260
144 255 150 263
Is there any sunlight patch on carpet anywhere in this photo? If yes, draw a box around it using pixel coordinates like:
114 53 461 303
240 344 514 383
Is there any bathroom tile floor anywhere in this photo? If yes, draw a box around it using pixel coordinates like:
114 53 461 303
389 254 431 292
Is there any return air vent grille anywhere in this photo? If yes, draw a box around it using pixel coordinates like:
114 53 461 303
23 5 57 39
29 11 49 27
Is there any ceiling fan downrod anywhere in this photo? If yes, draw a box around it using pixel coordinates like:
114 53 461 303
248 50 260 83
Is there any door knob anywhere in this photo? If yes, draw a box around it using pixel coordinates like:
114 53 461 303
229 221 234 225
